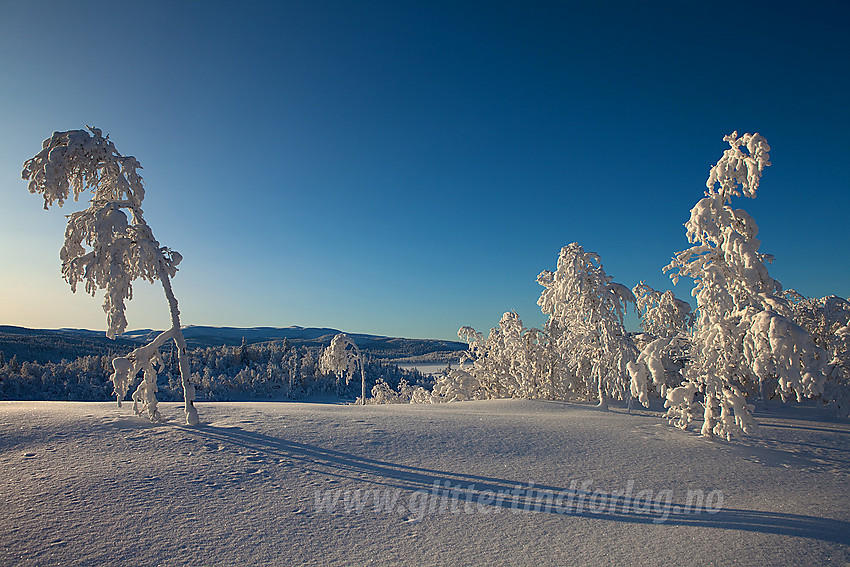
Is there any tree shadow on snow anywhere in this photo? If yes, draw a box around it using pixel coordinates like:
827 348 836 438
177 423 850 544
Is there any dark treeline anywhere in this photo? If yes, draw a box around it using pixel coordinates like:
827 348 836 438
0 340 430 402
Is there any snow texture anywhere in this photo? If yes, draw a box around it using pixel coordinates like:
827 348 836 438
1 400 847 566
782 292 850 418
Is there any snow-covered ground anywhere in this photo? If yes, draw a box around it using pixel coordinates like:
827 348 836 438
1 399 848 566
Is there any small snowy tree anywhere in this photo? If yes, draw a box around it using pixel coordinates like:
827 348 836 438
22 127 198 425
459 313 525 398
665 132 826 439
518 326 562 399
628 282 694 407
319 333 366 403
537 243 637 408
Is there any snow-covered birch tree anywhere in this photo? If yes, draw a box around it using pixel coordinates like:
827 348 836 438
319 333 366 403
537 243 637 408
664 132 825 439
22 127 198 425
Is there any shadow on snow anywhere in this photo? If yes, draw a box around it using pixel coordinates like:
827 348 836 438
176 422 850 544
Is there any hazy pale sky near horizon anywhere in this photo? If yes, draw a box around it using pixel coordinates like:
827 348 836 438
1 0 848 341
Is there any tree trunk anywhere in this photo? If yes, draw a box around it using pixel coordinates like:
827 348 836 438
158 266 199 426
596 371 609 410
349 341 366 405
759 375 770 410
701 392 717 438
596 390 609 410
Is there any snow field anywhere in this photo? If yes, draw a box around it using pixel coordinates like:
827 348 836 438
1 400 848 566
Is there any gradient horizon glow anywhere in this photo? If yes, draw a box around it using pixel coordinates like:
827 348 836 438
1 1 847 341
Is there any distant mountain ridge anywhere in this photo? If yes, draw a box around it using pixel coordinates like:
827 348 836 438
0 325 466 364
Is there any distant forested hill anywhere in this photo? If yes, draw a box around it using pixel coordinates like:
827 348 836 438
0 325 466 364
0 326 140 364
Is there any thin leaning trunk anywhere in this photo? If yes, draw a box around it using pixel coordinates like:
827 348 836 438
595 366 609 410
701 393 717 437
349 341 365 405
157 261 199 425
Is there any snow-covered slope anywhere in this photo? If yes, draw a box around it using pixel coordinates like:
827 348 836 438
1 400 847 566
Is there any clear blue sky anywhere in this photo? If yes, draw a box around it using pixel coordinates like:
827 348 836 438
1 1 847 341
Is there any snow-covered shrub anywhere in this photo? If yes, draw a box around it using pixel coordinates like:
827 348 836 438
538 243 638 408
431 368 481 402
663 380 699 429
436 313 559 402
368 379 398 404
458 313 522 398
364 378 432 404
446 244 637 407
665 132 826 439
22 127 198 425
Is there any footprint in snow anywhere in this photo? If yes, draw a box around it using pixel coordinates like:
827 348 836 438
22 452 36 458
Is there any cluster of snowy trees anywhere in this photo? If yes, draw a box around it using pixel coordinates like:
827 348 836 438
418 132 848 438
0 351 116 401
781 292 850 417
0 340 426 403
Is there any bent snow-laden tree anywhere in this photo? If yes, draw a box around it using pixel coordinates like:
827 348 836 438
537 242 638 408
319 333 366 403
22 127 199 425
665 132 825 439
